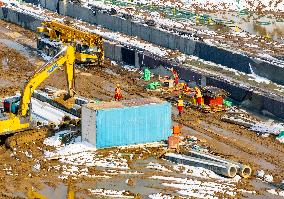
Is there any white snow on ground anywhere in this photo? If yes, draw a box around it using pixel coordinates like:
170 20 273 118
43 130 69 147
150 176 237 198
249 122 284 135
247 74 271 84
148 193 174 199
147 162 172 172
267 189 284 197
88 0 284 12
179 0 284 12
88 189 134 198
44 131 129 169
256 170 274 182
75 23 168 57
44 140 96 158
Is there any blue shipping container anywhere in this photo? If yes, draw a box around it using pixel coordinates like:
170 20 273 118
82 97 172 149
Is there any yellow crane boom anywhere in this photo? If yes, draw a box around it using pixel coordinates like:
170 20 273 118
37 20 104 65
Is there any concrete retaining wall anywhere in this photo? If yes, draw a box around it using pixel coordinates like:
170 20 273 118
22 0 284 85
1 6 283 120
0 7 43 31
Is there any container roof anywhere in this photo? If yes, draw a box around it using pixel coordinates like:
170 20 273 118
85 97 165 110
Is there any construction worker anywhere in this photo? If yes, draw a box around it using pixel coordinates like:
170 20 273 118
194 86 203 105
170 67 179 86
114 84 122 101
183 83 191 95
142 68 151 81
177 95 184 116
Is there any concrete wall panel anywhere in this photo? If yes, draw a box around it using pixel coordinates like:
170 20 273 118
140 25 150 42
250 59 284 85
168 33 176 49
151 28 162 46
114 44 122 62
194 42 251 73
66 2 74 18
188 38 196 55
18 12 42 31
174 35 181 50
120 18 128 34
45 0 58 12
40 0 46 7
6 9 18 24
131 22 140 37
104 41 115 60
58 1 64 15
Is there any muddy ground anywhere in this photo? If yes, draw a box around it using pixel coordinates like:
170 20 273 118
0 20 283 198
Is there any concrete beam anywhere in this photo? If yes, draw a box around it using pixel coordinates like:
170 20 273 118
164 153 238 178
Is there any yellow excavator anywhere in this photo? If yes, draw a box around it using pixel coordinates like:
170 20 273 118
0 45 76 146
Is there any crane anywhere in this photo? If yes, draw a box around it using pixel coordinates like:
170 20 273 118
0 45 76 137
37 20 104 66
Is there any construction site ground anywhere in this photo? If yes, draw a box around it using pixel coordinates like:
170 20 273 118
0 19 283 198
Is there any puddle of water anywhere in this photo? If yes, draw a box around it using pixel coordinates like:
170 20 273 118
37 183 67 199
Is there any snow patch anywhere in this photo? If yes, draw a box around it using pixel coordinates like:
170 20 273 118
147 162 172 172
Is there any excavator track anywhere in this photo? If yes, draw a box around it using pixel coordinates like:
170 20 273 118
5 128 50 148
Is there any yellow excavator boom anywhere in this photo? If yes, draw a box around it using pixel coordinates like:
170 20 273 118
19 45 75 116
0 45 76 134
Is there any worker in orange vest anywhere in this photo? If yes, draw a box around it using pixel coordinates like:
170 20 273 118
114 84 122 101
177 95 184 116
194 86 203 105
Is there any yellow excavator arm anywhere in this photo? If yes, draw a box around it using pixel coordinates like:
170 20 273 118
19 45 76 117
0 45 76 135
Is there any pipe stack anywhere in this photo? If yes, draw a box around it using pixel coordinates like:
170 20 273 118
164 152 252 178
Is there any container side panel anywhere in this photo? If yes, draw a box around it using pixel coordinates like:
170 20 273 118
95 102 171 149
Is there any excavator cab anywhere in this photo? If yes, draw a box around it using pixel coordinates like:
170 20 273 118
3 96 21 114
75 43 100 64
